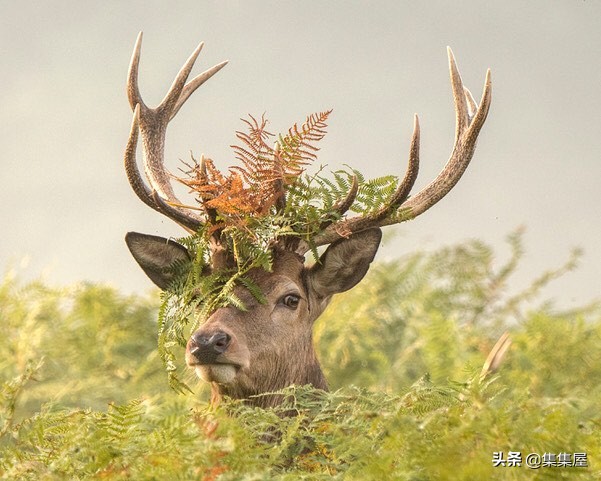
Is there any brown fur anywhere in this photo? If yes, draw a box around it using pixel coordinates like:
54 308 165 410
191 250 329 408
127 229 382 408
125 38 490 408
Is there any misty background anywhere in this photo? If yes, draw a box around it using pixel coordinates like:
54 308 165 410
1 1 599 308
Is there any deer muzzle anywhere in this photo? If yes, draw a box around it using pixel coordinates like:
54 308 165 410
186 328 248 384
188 331 231 363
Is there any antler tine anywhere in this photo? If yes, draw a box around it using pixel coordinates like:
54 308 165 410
127 32 146 112
125 32 228 230
318 174 359 231
402 54 491 218
370 115 420 221
333 174 359 217
303 48 491 252
128 33 196 202
303 116 421 251
273 142 287 213
171 60 229 121
464 87 478 120
124 105 201 232
197 154 219 225
125 105 153 208
448 47 470 141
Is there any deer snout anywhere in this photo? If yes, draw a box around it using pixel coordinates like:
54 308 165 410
188 331 231 364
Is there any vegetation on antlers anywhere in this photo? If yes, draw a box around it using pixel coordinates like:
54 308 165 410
155 111 408 392
175 110 405 256
123 35 492 394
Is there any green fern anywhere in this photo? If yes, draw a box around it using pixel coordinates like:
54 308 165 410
1 235 600 479
155 112 417 392
0 359 43 437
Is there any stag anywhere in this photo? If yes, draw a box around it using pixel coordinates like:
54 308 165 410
123 33 491 407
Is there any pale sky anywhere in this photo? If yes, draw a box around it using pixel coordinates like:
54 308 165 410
2 1 600 308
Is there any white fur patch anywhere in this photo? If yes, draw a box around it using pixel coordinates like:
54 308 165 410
196 364 237 384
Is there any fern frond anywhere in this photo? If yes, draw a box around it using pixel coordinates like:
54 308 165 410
159 110 424 392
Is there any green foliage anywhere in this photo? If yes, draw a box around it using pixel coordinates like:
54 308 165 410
284 167 402 244
315 229 585 389
158 224 276 393
1 232 600 479
0 271 177 416
159 113 413 391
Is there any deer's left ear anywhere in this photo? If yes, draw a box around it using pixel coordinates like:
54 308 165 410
308 228 382 299
125 232 191 290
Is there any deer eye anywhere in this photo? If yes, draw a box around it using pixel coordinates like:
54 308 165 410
280 294 300 310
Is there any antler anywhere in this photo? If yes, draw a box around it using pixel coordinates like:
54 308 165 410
124 32 228 232
304 47 492 252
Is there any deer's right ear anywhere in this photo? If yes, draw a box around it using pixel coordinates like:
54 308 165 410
125 232 191 290
308 228 382 300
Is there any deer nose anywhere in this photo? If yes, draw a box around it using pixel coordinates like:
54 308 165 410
189 331 231 364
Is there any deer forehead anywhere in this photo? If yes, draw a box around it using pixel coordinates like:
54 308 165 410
244 252 307 293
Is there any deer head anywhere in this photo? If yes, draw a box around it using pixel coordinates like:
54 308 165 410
123 33 491 407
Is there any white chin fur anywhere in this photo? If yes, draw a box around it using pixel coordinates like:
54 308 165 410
196 364 237 384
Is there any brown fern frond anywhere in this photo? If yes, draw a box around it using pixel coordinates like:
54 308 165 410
278 110 332 174
206 172 257 215
231 123 274 189
241 114 274 144
177 110 332 227
176 156 223 224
